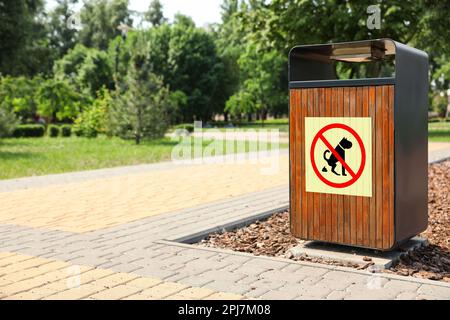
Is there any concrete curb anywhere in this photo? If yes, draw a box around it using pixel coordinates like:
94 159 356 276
170 205 289 244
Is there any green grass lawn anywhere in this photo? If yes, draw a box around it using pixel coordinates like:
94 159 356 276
428 121 450 142
0 136 287 180
1 119 447 180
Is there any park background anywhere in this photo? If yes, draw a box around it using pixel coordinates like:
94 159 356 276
0 0 449 180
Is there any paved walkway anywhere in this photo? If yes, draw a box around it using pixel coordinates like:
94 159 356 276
0 146 449 300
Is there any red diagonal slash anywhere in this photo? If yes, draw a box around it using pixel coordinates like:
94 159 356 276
319 134 356 178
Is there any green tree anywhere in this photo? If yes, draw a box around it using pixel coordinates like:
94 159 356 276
47 0 79 59
54 44 113 97
79 0 133 50
145 0 166 27
228 43 286 121
0 108 18 138
0 76 43 122
73 87 111 137
432 94 448 118
110 20 226 123
167 16 225 122
0 0 52 76
110 37 174 144
36 79 81 124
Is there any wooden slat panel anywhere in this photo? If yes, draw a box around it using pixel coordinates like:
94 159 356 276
307 89 315 239
349 87 357 245
313 88 321 239
356 87 363 246
295 90 302 237
337 87 344 244
342 87 350 244
331 88 338 243
375 86 383 249
325 88 332 241
382 86 390 249
289 85 394 250
362 87 370 247
300 89 308 239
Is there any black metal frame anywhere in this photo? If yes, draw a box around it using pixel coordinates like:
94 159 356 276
289 77 395 89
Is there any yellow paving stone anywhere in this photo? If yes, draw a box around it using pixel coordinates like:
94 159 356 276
89 285 142 300
0 155 288 232
0 278 49 296
177 287 215 299
79 268 116 285
206 292 244 300
140 282 189 299
90 272 140 289
126 277 163 289
39 280 71 292
164 295 194 300
0 254 35 267
3 287 57 300
6 257 53 270
0 252 16 261
122 293 157 300
35 260 71 272
0 268 50 282
43 284 103 300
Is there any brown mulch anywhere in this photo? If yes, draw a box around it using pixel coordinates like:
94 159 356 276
199 160 450 282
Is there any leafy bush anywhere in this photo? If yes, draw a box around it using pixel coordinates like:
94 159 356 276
61 125 72 137
12 124 45 138
0 108 19 138
432 94 448 118
36 78 82 123
48 125 60 137
73 88 111 138
174 124 194 133
0 75 41 123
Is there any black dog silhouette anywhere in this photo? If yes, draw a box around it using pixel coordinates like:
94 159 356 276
323 137 353 176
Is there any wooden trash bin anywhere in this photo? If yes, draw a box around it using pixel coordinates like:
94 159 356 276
289 39 429 250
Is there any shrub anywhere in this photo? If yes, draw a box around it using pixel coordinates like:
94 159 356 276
73 88 110 138
12 124 45 138
174 124 194 133
48 125 60 137
0 108 19 138
432 94 448 118
61 125 72 137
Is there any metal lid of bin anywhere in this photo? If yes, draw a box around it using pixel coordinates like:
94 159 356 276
289 38 428 87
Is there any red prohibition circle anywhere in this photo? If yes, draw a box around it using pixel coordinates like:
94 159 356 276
310 123 366 188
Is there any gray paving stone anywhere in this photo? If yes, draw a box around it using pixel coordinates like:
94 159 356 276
260 270 307 283
383 279 420 292
344 285 400 300
201 270 246 283
325 290 347 300
0 178 448 301
395 291 419 300
204 281 251 295
231 265 271 277
294 265 330 278
417 284 450 299
247 278 286 291
261 290 297 300
179 275 215 288
242 259 288 270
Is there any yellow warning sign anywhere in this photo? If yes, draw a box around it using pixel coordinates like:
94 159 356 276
305 117 372 197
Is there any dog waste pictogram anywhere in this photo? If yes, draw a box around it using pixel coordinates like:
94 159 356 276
305 117 372 197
